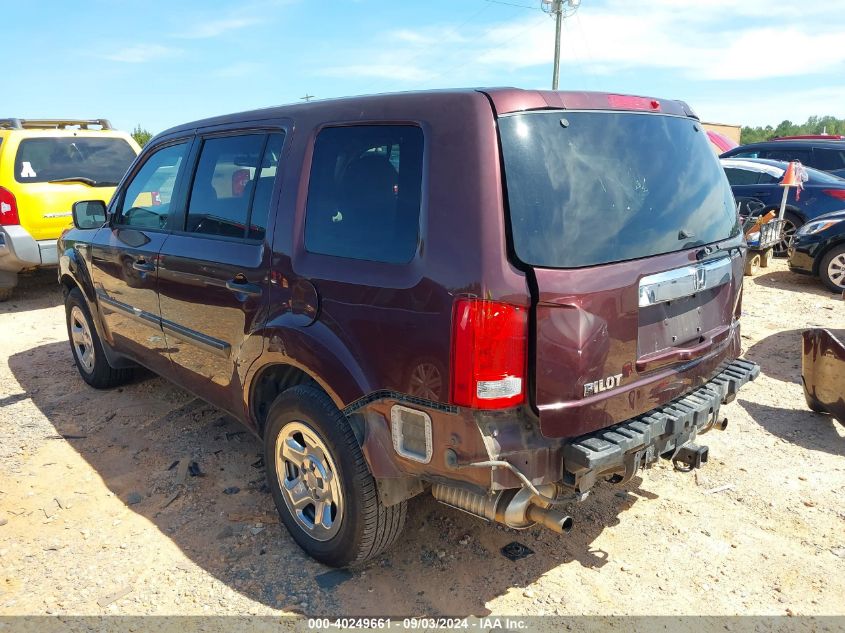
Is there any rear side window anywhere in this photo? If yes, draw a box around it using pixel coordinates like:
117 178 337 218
499 112 739 268
14 137 136 185
304 125 423 264
186 133 283 240
814 148 845 171
762 149 812 164
118 142 188 229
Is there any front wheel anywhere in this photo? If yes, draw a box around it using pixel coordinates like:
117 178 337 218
264 385 407 567
819 244 845 293
65 287 134 388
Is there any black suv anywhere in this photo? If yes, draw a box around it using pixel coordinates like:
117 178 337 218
721 138 845 178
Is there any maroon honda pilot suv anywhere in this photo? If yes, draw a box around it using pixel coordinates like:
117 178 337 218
58 89 759 567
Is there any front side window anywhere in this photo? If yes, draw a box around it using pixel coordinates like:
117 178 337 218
186 133 283 240
118 142 188 229
304 125 423 264
14 137 136 185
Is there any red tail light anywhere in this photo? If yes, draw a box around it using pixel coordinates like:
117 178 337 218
0 187 20 226
450 298 527 409
823 189 845 200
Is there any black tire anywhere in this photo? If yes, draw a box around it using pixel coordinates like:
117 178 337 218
264 385 407 567
819 244 845 293
0 287 12 302
65 287 134 388
774 211 802 257
744 253 761 276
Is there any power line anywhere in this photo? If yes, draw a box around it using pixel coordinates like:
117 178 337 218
483 0 542 10
418 14 549 88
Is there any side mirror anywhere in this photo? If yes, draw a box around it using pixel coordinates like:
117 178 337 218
72 200 107 230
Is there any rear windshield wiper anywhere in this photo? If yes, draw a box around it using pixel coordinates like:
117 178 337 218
48 177 118 187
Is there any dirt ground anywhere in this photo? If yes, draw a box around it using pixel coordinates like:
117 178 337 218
1 260 844 620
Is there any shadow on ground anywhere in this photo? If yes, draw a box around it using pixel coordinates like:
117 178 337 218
0 269 63 314
751 269 835 298
737 397 845 458
743 328 804 384
9 341 649 617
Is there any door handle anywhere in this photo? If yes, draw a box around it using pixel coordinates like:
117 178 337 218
226 274 262 297
132 258 155 272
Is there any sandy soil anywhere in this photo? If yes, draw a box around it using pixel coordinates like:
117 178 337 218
1 261 844 620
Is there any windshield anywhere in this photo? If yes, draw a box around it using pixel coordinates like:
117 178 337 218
14 137 136 185
499 111 740 268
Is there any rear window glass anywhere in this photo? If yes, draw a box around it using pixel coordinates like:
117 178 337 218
304 125 423 264
499 112 739 268
14 137 136 185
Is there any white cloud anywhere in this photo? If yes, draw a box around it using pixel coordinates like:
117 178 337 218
323 1 845 85
104 44 177 63
213 62 262 78
321 63 434 82
178 17 261 39
695 86 845 128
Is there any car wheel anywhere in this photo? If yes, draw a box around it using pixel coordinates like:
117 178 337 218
65 287 134 388
744 253 761 276
264 384 407 567
774 212 802 257
819 244 845 293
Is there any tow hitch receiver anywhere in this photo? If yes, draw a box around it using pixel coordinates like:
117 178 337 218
672 442 709 472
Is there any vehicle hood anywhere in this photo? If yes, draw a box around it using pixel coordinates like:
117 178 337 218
810 208 845 222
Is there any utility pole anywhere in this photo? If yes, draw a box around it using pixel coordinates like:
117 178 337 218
551 0 562 90
542 0 581 90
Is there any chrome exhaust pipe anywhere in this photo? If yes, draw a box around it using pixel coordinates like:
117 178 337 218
527 506 573 534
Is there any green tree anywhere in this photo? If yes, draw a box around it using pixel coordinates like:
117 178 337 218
131 125 153 147
740 115 845 144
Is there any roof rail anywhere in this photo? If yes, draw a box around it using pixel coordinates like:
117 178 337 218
0 118 113 130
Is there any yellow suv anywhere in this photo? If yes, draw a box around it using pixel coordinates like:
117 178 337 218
0 119 140 300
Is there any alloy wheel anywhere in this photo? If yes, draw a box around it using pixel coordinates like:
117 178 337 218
827 252 845 289
69 306 95 373
275 421 344 541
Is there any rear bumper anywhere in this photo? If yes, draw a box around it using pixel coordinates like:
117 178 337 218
0 225 58 277
561 358 759 493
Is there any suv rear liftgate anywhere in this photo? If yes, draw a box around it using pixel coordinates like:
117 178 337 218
433 101 759 535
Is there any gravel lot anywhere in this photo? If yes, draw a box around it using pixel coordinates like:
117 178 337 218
1 260 843 620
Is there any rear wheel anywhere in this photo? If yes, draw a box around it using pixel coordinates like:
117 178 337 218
760 248 774 268
744 253 761 276
65 288 134 388
264 385 407 567
819 244 845 293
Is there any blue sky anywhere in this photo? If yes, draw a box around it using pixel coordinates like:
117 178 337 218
6 0 845 135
